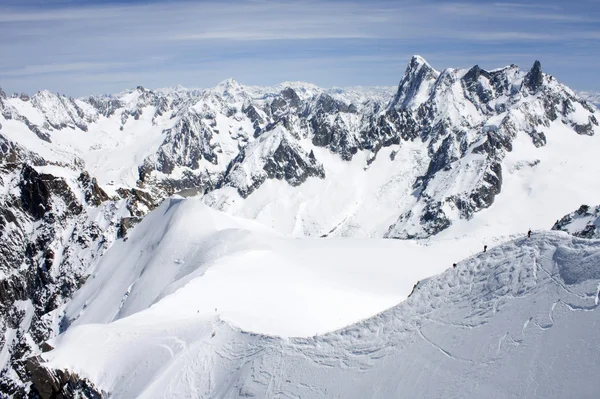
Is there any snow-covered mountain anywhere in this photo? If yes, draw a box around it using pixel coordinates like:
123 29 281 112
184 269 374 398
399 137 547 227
1 55 600 397
1 57 598 240
29 200 600 397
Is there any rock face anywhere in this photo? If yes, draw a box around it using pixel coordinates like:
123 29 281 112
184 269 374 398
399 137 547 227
26 356 103 399
220 128 325 198
0 134 158 397
552 204 600 239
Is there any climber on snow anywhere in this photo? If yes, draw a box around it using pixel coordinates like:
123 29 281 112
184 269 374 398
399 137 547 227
483 245 487 253
528 229 532 238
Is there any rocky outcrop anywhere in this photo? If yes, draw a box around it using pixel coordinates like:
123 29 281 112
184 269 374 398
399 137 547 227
78 172 109 207
0 137 129 397
26 356 104 399
220 129 325 198
552 204 600 239
523 60 544 93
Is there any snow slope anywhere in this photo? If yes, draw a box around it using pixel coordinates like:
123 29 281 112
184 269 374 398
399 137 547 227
59 197 493 338
44 231 600 398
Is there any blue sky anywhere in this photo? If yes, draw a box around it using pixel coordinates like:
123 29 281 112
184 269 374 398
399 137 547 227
1 0 599 96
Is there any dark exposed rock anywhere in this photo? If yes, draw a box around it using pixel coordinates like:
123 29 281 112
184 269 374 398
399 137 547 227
264 139 325 186
281 87 301 108
26 356 104 399
77 172 109 207
524 60 544 93
552 204 600 239
20 166 82 220
117 216 142 238
528 130 547 147
20 165 53 220
462 65 493 105
574 120 596 136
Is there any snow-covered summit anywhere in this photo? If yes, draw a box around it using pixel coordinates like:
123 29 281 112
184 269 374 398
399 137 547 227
389 54 440 109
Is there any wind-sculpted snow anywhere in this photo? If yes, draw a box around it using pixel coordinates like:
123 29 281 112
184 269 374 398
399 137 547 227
40 232 600 398
57 197 486 338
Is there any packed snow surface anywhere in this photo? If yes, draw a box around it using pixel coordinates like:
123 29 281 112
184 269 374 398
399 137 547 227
46 230 600 398
61 197 490 338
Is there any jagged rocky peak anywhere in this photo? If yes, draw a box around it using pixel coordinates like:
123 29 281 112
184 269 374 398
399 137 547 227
390 55 440 109
0 86 6 100
462 65 490 84
280 87 301 108
384 56 600 239
218 128 325 198
524 60 544 92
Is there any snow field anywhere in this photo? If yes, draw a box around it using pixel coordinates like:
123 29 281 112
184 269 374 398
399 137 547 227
45 232 600 398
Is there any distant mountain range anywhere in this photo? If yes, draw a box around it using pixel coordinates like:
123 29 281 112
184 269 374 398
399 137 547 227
1 56 600 397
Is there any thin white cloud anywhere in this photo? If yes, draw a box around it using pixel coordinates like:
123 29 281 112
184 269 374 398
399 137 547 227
493 2 562 10
0 61 133 77
170 31 376 41
451 31 600 42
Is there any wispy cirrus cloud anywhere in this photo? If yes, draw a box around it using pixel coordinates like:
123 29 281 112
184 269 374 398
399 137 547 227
0 0 599 96
0 61 134 77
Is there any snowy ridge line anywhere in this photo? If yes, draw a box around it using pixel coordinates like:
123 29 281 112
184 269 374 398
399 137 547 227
38 231 600 398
